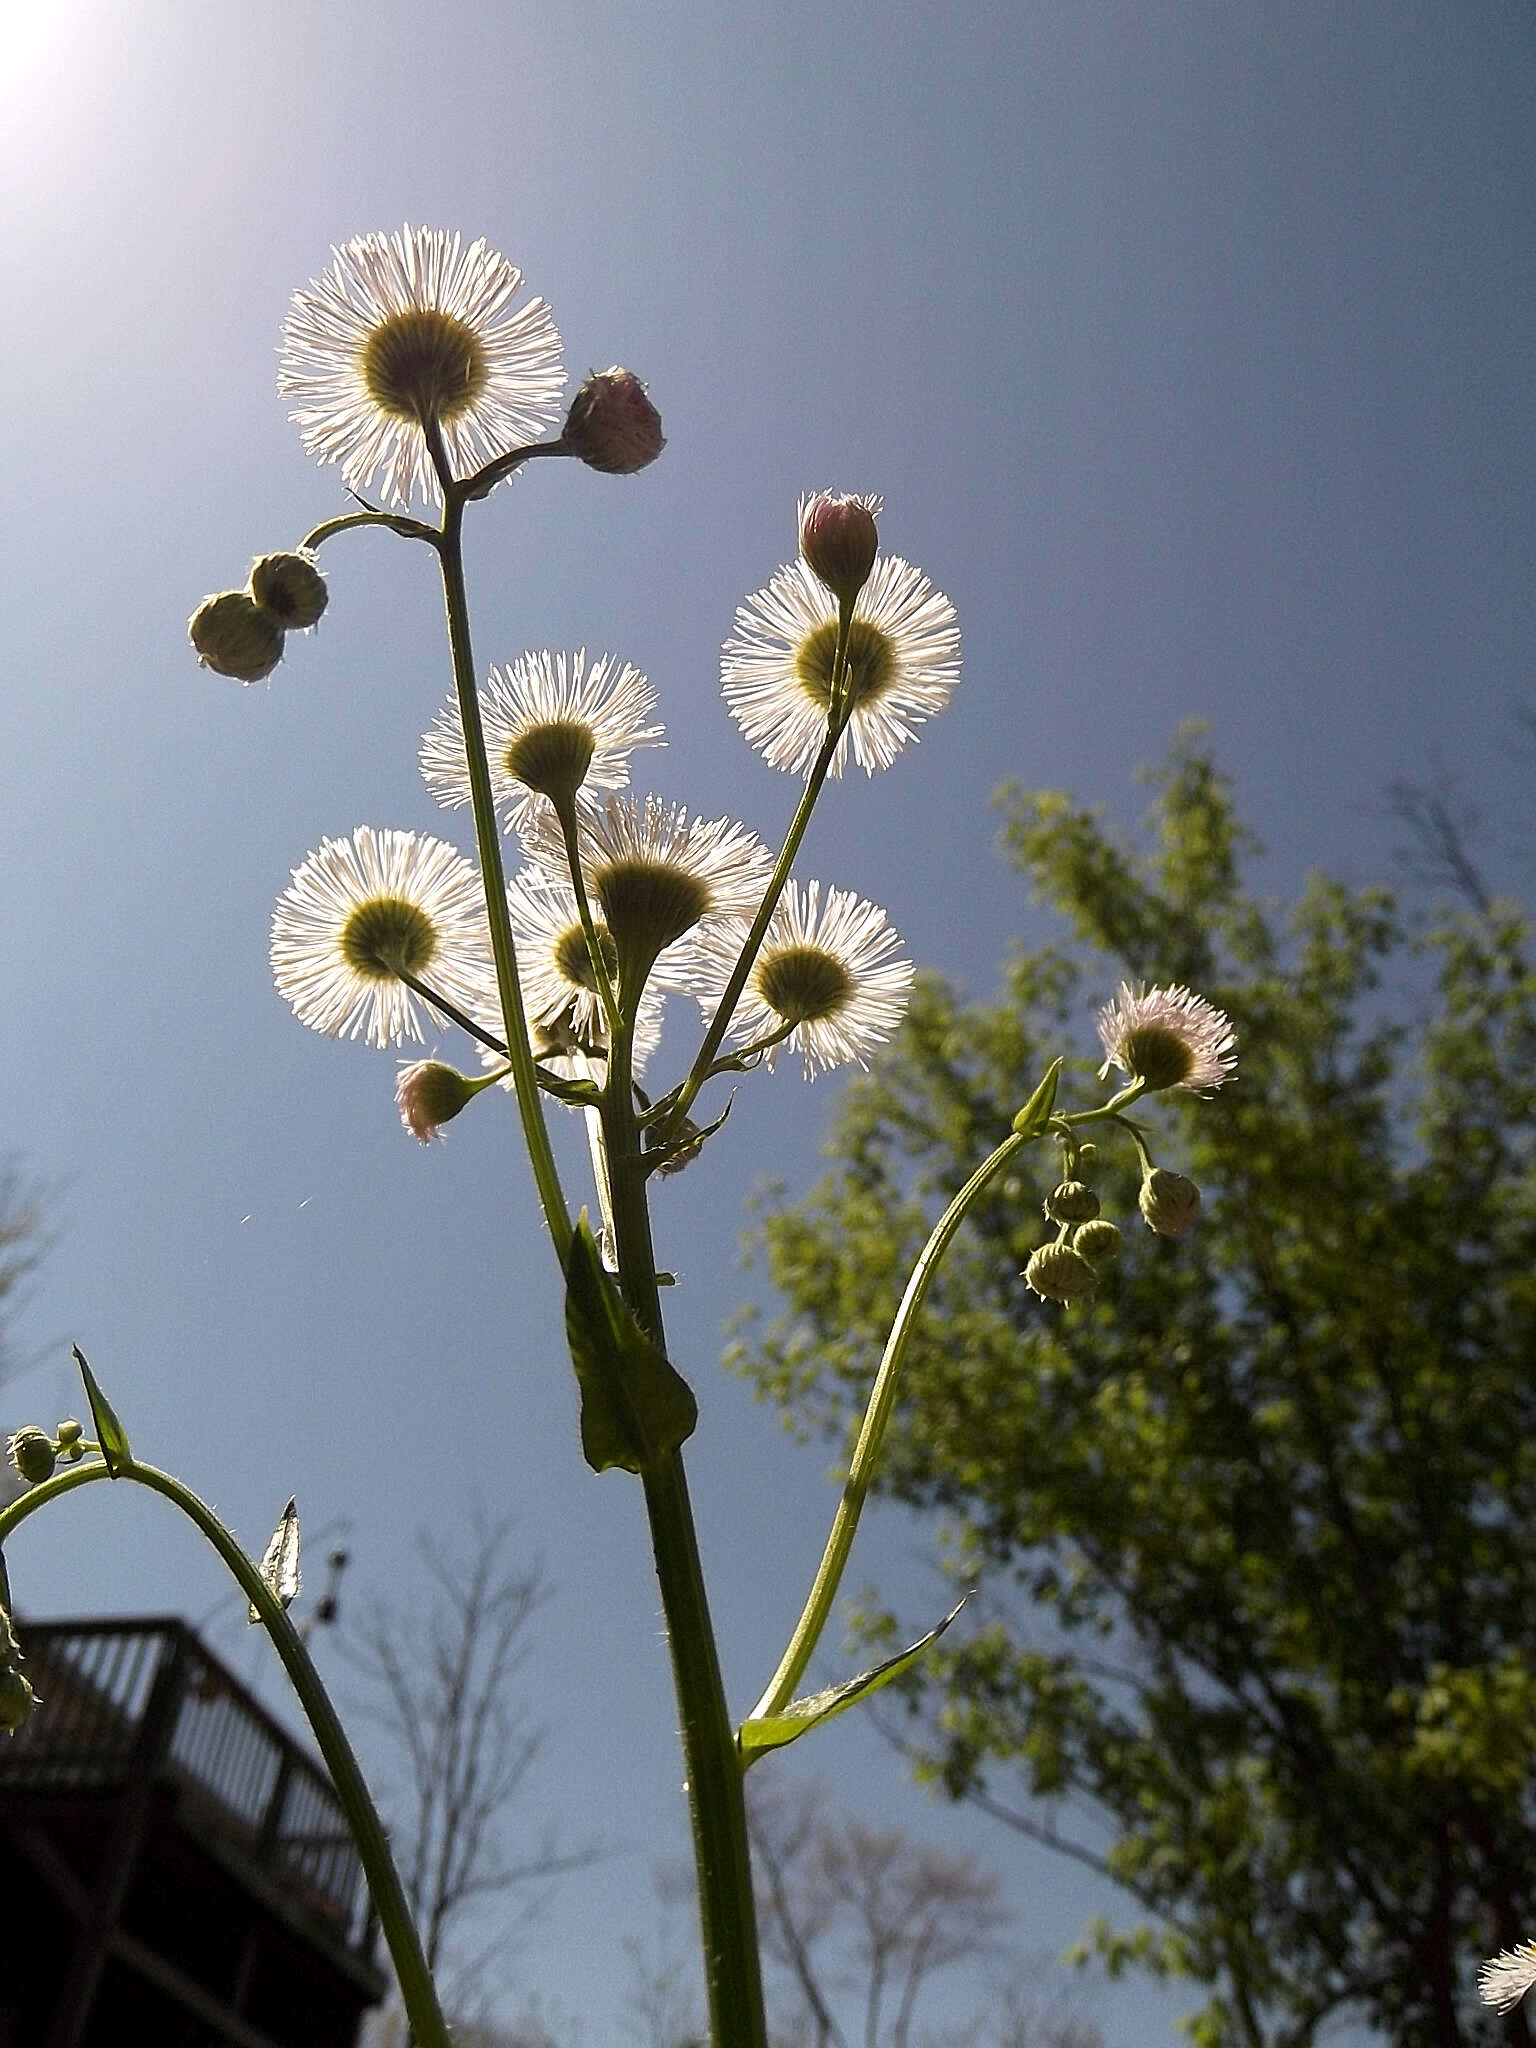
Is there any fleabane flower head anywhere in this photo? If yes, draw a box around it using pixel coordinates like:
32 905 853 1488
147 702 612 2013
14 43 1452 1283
689 881 914 1079
1479 1943 1536 2015
271 827 492 1048
473 867 663 1094
278 226 565 508
1096 982 1237 1094
721 542 960 777
420 650 664 825
524 794 772 990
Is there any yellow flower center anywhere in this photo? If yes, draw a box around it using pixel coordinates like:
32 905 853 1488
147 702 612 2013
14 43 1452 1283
597 861 712 963
1120 1025 1195 1092
339 896 438 982
359 308 489 425
756 944 852 1025
792 617 896 711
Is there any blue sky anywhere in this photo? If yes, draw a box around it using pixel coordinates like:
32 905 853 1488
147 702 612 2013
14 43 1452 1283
2 4 1534 2040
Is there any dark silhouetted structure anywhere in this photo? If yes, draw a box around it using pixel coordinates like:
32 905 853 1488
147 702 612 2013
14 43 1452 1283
0 1617 386 2048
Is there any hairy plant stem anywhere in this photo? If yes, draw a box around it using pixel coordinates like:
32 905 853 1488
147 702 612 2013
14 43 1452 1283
751 1128 1031 1723
600 988 769 2048
0 1460 452 2048
431 468 571 1263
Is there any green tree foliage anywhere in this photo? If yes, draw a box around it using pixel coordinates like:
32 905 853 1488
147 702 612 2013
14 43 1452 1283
730 738 1536 2048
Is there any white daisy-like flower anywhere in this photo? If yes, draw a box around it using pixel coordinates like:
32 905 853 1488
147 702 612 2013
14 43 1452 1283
721 552 960 776
1479 1942 1536 2014
524 794 772 986
494 865 664 1077
278 226 565 508
271 827 492 1048
689 880 914 1079
1095 982 1237 1095
420 650 665 826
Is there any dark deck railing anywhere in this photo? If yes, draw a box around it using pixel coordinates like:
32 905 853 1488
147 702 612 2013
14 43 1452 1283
0 1617 375 1957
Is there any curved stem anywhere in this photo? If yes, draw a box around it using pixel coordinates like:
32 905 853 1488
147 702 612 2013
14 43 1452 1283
751 1128 1029 1722
300 508 440 551
0 1460 451 2048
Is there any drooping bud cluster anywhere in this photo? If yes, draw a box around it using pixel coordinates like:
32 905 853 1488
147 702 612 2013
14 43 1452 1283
188 550 329 684
561 369 665 474
0 1609 38 1737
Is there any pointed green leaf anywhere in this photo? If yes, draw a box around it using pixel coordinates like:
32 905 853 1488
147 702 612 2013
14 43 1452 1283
0 1549 11 1617
738 1597 968 1763
1012 1057 1063 1138
249 1497 301 1623
73 1346 131 1476
564 1214 698 1473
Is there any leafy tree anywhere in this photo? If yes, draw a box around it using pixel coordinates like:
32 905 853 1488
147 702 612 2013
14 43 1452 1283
730 737 1536 2048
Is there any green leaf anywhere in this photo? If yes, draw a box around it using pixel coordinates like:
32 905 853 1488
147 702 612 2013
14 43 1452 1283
1011 1057 1063 1138
0 1549 11 1617
249 1497 301 1624
738 1597 967 1763
73 1346 131 1477
564 1214 698 1473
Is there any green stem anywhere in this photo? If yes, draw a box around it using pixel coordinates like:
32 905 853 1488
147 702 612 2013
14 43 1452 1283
674 704 851 1123
300 508 439 551
597 1009 768 2048
751 1128 1030 1722
0 1461 451 2048
434 500 572 1264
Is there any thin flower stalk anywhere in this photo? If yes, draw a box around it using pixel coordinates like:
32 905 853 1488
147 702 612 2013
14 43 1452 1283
751 1126 1032 1723
0 1461 452 2048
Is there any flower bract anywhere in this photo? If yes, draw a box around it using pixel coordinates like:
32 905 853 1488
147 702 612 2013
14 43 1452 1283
1096 982 1237 1094
278 226 565 508
689 880 913 1078
271 827 492 1048
524 795 772 988
721 551 960 776
420 650 664 824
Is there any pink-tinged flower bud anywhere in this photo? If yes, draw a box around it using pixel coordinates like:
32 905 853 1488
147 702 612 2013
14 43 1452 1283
1139 1168 1201 1236
798 492 881 606
249 551 328 630
1024 1241 1097 1303
562 368 665 474
395 1060 477 1143
189 591 285 683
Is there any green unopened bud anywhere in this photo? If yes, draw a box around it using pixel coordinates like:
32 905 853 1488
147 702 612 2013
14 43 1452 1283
1072 1217 1123 1264
562 368 666 474
1044 1180 1100 1224
249 551 328 630
395 1061 478 1143
1024 1242 1098 1303
54 1419 84 1462
7 1427 55 1485
0 1663 38 1736
799 491 881 607
1139 1168 1201 1237
189 591 285 683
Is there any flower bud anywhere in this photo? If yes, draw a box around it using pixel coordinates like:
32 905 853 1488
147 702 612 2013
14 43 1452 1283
1044 1180 1100 1224
1139 1168 1201 1237
395 1060 477 1143
54 1419 84 1461
1024 1241 1098 1303
189 591 285 683
562 369 665 474
0 1662 38 1736
249 551 328 630
1072 1218 1123 1264
7 1427 55 1485
799 492 880 607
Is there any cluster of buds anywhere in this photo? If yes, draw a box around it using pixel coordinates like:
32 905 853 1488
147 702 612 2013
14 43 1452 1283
0 1608 38 1737
189 550 329 684
1023 1140 1204 1306
6 1418 86 1486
